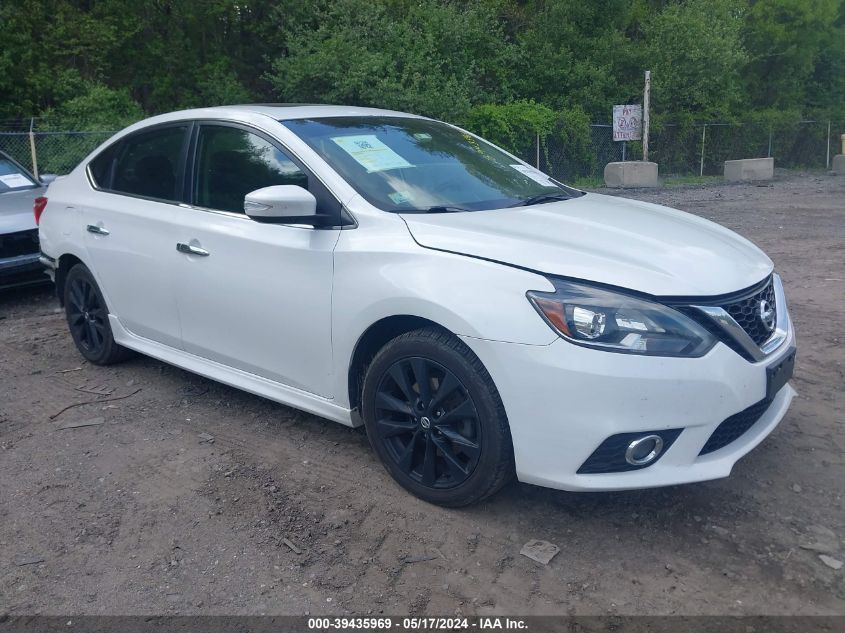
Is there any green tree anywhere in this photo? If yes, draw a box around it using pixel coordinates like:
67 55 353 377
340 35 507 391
743 0 844 114
40 82 143 130
265 0 517 122
1 0 844 127
510 1 644 118
644 0 748 119
0 0 126 118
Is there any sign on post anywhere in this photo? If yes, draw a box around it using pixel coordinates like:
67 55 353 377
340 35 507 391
612 105 642 142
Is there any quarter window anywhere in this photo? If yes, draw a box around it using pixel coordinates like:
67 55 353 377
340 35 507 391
88 145 117 188
111 126 188 201
194 125 308 214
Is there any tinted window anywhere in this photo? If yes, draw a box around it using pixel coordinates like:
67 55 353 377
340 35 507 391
194 125 308 213
0 156 37 192
112 126 187 201
89 145 117 188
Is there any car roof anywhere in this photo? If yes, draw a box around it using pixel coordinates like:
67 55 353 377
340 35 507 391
124 104 429 134
204 104 425 121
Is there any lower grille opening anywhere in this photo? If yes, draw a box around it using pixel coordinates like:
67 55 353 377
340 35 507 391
577 429 683 474
699 398 772 456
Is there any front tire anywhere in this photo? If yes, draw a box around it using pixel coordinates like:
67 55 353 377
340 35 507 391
362 328 514 506
63 263 132 365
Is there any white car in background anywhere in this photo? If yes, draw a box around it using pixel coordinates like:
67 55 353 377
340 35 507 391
37 105 796 506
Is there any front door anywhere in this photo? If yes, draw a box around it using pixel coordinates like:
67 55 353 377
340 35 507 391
173 123 339 397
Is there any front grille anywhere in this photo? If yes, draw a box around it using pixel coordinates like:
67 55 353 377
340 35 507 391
0 229 39 259
721 277 776 346
672 276 779 361
699 398 772 455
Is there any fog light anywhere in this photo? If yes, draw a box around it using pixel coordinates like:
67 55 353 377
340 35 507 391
625 435 664 466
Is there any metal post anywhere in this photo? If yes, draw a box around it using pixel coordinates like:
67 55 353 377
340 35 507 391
535 133 540 169
826 121 831 169
622 141 626 162
642 70 651 162
28 117 39 180
699 124 707 177
767 127 772 158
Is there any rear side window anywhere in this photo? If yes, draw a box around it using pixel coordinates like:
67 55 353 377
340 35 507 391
111 126 188 201
194 125 308 213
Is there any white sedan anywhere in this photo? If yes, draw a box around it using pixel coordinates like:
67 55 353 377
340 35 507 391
37 105 796 506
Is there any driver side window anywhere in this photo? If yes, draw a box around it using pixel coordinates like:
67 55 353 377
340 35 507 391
194 125 308 214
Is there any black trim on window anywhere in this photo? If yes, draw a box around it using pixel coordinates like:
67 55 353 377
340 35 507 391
185 119 353 229
85 121 194 206
84 118 356 228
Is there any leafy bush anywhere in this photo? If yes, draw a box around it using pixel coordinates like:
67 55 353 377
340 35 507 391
465 101 591 177
40 83 143 131
266 0 516 122
465 101 558 156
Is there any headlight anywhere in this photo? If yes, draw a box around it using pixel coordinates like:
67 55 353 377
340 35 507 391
527 279 716 357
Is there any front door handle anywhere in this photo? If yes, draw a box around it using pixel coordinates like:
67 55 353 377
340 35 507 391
176 242 210 257
86 224 109 236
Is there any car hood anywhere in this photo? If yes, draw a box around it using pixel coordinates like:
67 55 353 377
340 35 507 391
400 192 773 297
0 186 44 234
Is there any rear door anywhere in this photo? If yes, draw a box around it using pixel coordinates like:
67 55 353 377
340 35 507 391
172 122 339 396
82 124 190 348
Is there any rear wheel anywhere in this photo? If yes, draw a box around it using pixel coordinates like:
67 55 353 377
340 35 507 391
362 328 514 506
64 264 132 365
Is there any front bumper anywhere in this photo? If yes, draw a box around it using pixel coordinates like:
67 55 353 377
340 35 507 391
462 311 796 492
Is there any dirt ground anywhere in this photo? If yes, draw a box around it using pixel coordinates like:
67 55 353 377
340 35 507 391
1 171 843 617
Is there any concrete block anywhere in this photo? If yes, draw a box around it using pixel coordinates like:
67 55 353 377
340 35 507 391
832 155 845 175
603 161 659 188
724 157 774 182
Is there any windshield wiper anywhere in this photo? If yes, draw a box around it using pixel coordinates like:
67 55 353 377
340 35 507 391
402 205 470 214
508 192 572 208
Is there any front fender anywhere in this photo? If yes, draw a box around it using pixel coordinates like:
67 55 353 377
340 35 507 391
331 228 558 407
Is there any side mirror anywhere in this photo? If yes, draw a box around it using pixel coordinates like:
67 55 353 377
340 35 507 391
40 174 59 185
244 185 319 224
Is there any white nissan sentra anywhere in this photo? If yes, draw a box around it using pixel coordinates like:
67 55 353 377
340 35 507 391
37 105 796 506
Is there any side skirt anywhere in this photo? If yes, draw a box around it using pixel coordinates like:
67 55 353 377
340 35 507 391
109 314 357 427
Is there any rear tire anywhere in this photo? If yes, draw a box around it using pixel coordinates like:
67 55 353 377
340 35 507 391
63 263 133 365
362 327 514 507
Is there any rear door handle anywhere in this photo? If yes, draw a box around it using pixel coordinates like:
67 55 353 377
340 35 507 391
176 242 210 257
86 224 109 236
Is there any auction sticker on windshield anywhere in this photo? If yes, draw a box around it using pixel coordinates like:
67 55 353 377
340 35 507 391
509 164 555 187
332 135 413 173
0 173 33 189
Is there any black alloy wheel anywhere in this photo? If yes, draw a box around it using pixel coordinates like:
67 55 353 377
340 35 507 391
362 328 514 506
67 274 108 355
374 357 482 489
63 264 132 365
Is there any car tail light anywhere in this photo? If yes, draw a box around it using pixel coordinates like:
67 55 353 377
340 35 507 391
33 196 48 225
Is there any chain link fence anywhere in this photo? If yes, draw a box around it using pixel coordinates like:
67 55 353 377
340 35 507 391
0 127 116 177
519 120 845 184
1 119 842 184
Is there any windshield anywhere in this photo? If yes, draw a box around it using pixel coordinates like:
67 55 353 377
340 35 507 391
0 156 37 192
281 116 580 213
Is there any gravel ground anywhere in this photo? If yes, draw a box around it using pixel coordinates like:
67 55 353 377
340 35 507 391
1 171 843 616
